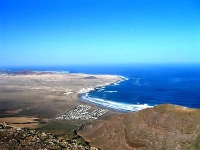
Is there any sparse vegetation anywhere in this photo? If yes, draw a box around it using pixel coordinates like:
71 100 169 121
0 122 99 150
79 104 200 150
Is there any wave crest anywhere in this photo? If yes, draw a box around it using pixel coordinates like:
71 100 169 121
81 93 153 112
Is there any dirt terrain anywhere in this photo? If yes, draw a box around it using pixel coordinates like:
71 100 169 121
0 73 122 134
2 72 200 150
0 117 39 129
79 104 200 150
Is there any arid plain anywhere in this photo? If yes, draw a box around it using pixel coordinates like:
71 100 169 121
0 72 122 134
1 72 200 150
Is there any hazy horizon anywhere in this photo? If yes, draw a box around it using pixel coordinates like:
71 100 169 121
1 63 200 71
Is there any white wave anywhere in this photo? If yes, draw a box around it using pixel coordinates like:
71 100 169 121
113 82 120 86
81 94 153 112
112 76 128 87
104 91 118 93
98 89 105 92
95 86 105 92
118 75 129 81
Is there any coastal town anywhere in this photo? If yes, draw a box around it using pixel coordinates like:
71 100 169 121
0 70 122 149
63 87 95 95
56 105 108 120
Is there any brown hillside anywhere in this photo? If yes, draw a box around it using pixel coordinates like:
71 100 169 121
79 104 200 150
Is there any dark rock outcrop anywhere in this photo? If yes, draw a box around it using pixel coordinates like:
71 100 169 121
0 122 100 150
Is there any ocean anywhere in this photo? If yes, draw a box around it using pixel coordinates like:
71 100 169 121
3 64 200 112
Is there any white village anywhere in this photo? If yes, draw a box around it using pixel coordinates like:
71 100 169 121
56 105 108 120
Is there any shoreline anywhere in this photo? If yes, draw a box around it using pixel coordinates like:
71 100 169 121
78 75 154 112
0 70 124 123
0 69 153 113
79 93 153 113
76 75 132 112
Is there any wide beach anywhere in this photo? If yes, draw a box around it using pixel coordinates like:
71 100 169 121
0 71 124 134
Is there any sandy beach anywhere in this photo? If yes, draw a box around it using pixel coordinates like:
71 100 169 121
0 72 123 133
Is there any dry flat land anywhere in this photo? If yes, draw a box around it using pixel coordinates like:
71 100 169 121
2 72 200 150
0 117 39 129
0 72 122 133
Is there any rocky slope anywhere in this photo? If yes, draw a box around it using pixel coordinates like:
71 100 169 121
79 104 200 150
0 122 99 150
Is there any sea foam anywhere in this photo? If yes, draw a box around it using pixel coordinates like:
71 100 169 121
81 93 153 112
104 91 118 93
80 75 150 112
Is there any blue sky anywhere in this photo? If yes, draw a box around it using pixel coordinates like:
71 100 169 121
0 0 200 66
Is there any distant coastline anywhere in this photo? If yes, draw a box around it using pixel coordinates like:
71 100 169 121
0 68 123 114
2 65 200 112
1 69 143 112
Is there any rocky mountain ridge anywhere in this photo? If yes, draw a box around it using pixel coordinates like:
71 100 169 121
79 104 200 150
